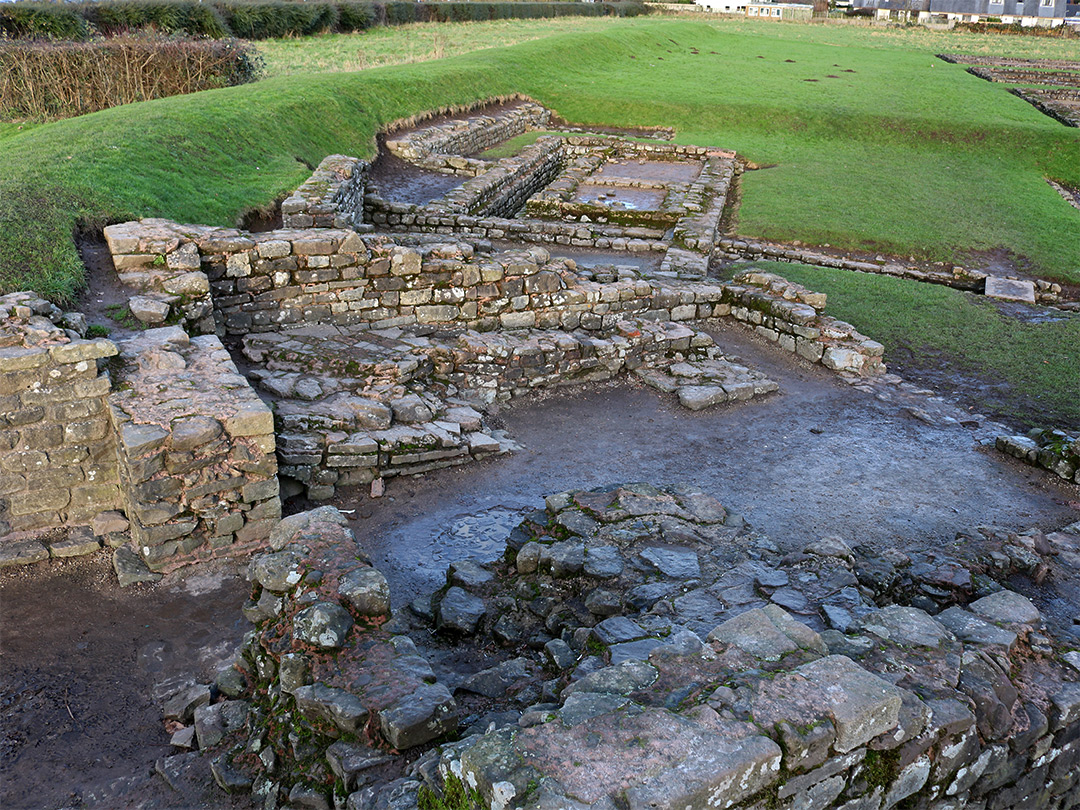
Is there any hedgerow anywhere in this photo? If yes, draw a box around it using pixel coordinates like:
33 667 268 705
0 1 649 41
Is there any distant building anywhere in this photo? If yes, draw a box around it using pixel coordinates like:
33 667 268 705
695 0 749 13
854 0 1070 24
744 1 816 18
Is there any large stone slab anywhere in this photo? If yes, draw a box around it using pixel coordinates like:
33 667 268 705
984 276 1036 304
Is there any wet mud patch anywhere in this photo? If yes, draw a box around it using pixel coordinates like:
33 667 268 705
0 553 251 809
367 144 463 205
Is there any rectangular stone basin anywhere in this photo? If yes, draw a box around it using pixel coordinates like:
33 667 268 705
572 184 667 211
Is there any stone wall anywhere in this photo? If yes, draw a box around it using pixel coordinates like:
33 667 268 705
179 490 1080 810
715 237 1066 306
0 292 121 542
108 326 279 572
102 222 217 332
385 101 550 164
1012 87 1080 128
422 136 564 218
280 154 368 229
997 429 1080 485
724 270 886 374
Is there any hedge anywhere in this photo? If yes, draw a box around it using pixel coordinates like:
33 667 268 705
0 36 262 120
0 1 649 41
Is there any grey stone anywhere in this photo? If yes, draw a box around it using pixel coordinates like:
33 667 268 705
339 567 391 618
544 639 577 670
883 756 931 809
624 727 782 810
936 607 1018 650
640 546 700 579
163 684 211 723
278 653 312 694
326 740 394 791
984 276 1036 304
543 541 585 577
129 295 170 324
292 602 354 649
288 784 330 810
593 616 647 645
804 535 854 563
49 527 101 558
170 416 222 452
559 692 628 727
460 657 532 698
584 589 622 617
516 542 541 574
448 558 493 590
610 638 665 665
436 587 486 634
0 539 49 569
556 510 598 538
252 549 304 593
584 545 624 578
242 589 283 624
794 656 903 753
294 683 369 734
113 545 162 586
678 385 728 411
390 394 433 424
169 726 196 749
193 702 225 749
969 590 1041 626
861 605 955 648
378 683 458 749
563 660 658 698
707 605 825 661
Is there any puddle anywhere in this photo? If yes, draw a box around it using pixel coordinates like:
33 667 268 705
572 184 667 210
593 160 702 183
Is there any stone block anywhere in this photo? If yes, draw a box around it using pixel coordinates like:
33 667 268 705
224 404 274 437
984 276 1036 304
0 346 49 372
49 339 117 365
294 683 369 734
0 538 49 568
378 683 457 749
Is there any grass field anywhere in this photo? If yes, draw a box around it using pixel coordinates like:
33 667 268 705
755 262 1080 429
0 16 1077 424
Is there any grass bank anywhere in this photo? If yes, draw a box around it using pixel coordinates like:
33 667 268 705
763 262 1080 428
1 17 1078 305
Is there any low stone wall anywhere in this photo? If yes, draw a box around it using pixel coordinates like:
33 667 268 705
280 154 368 229
0 292 120 541
108 326 279 572
244 316 774 499
179 488 1080 810
423 136 564 218
724 270 886 374
1012 87 1080 128
385 100 550 163
716 237 1067 306
997 429 1080 485
969 65 1080 88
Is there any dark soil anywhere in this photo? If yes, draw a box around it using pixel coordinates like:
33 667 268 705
0 554 253 810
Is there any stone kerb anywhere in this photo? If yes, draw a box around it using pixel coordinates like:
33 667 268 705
997 429 1080 485
280 154 369 230
108 326 279 572
0 291 121 554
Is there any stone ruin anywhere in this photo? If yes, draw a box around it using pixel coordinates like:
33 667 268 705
2 99 1079 810
157 484 1080 810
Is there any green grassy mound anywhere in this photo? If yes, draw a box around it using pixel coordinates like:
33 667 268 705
1 18 1077 307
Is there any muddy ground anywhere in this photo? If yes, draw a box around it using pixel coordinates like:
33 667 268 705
2 319 1079 809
